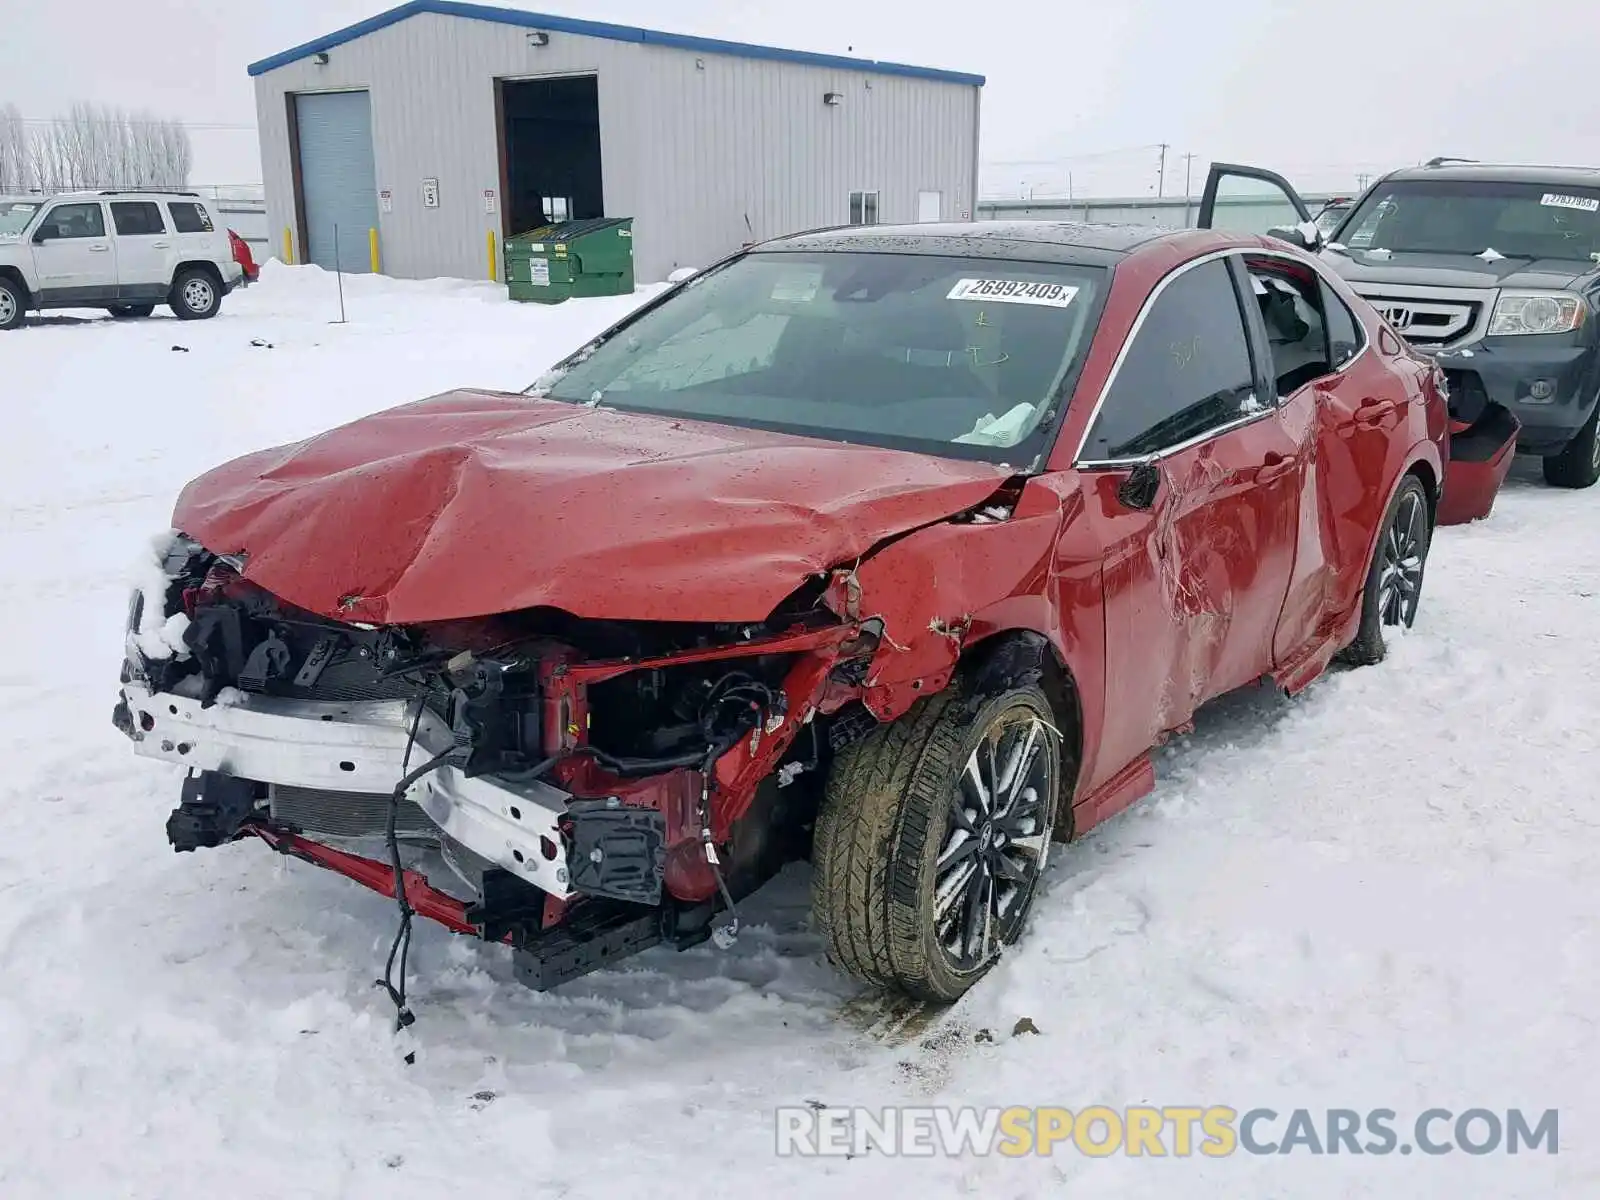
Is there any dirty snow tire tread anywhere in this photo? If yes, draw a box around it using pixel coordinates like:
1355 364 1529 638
1338 473 1431 667
811 681 1058 1003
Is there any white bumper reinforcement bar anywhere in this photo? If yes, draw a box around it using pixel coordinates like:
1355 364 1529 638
120 683 574 899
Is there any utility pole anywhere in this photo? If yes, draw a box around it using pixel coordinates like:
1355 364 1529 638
1157 143 1169 197
1182 152 1195 225
1356 172 1371 190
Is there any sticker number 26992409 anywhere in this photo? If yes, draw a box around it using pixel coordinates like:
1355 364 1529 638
947 278 1080 307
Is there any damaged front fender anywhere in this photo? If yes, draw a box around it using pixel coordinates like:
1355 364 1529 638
821 481 1072 720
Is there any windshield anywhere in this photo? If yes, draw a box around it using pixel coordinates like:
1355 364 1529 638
0 200 40 237
1335 179 1600 260
526 250 1107 466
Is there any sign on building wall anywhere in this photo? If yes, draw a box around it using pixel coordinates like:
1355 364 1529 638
483 189 497 214
421 178 440 209
379 189 393 213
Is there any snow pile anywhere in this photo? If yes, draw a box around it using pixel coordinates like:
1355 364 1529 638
0 267 1595 1198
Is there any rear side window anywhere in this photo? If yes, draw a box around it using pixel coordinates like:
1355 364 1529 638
1320 280 1363 369
111 202 166 236
168 202 214 234
1081 258 1259 461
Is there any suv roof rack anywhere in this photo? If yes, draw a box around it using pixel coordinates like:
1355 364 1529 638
1423 156 1478 168
96 188 200 197
1421 157 1600 173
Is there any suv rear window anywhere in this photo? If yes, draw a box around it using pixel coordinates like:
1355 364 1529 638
527 250 1108 464
1338 179 1600 262
168 202 214 234
111 202 166 236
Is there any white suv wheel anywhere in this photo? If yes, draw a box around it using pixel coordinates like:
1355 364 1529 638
0 287 17 327
183 278 214 313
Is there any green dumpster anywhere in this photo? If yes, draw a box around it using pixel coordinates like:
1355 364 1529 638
505 217 635 303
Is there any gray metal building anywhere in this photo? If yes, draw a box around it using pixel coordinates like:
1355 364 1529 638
248 1 984 285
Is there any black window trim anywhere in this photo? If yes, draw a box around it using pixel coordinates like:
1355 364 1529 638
1071 246 1371 468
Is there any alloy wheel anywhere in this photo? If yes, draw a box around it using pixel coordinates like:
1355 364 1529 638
0 289 16 326
183 279 214 313
1377 488 1426 627
934 709 1055 971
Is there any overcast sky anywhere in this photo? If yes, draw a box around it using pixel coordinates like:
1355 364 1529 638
4 0 1598 198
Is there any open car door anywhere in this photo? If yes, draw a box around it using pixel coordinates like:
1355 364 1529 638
1197 163 1321 251
1199 164 1516 524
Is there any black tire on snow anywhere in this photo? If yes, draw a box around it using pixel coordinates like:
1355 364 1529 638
0 276 26 331
108 304 156 319
1542 397 1600 489
170 268 221 320
811 677 1063 1002
1338 473 1432 667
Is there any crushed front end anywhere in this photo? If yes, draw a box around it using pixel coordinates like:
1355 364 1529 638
114 533 878 990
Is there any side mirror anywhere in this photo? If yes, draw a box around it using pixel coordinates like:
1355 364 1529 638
1267 224 1321 251
32 228 49 244
1117 459 1161 510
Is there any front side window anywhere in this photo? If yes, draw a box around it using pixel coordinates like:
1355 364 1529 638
111 201 166 236
168 202 214 234
1338 179 1600 261
1081 257 1258 461
528 250 1108 465
38 202 105 240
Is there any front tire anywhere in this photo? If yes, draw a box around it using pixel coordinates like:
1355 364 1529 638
0 277 26 331
1541 399 1600 489
170 269 221 321
1338 473 1432 667
811 680 1062 1002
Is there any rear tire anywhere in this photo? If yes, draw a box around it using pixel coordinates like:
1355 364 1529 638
107 304 155 319
170 269 221 321
811 678 1062 1002
0 277 26 331
1338 474 1431 667
1541 399 1600 489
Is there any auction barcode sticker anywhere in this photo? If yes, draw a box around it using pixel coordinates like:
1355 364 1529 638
947 278 1079 307
1541 193 1599 213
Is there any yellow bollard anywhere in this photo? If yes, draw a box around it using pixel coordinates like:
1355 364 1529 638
488 230 498 282
282 227 293 265
369 227 380 274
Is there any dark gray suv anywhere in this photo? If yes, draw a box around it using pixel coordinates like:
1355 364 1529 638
1196 160 1600 489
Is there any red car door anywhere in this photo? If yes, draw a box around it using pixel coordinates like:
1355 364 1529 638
1073 253 1303 790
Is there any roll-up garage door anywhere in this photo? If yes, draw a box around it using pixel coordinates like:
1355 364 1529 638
293 90 379 272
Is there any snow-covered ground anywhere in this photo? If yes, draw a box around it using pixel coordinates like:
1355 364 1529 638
1 266 1595 1198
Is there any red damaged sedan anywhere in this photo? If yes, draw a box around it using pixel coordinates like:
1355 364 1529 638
114 218 1505 1008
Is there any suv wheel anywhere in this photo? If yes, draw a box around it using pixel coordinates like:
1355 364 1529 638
811 679 1062 1002
1338 473 1432 667
170 269 221 321
1542 399 1600 489
107 304 156 319
0 277 26 331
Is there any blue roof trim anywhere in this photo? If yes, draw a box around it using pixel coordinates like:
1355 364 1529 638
246 0 986 86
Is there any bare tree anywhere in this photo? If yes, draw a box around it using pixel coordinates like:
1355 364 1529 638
5 102 193 192
0 104 30 193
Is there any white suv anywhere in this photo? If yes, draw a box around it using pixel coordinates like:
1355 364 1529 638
0 191 245 330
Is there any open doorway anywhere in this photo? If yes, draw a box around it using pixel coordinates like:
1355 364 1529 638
497 75 604 238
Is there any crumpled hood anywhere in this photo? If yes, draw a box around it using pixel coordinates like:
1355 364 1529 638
171 389 1010 625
